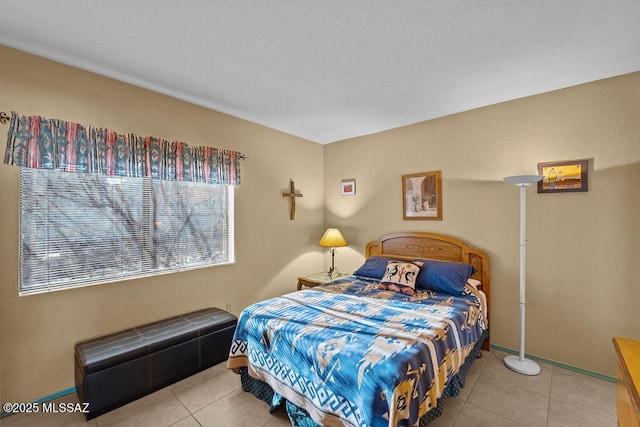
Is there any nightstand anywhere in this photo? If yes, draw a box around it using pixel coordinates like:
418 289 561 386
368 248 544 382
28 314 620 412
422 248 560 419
296 272 350 290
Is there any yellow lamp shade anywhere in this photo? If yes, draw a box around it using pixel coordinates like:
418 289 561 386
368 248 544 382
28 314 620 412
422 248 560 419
318 228 347 247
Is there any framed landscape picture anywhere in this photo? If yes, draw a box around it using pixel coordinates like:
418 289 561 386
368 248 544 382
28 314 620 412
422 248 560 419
402 170 442 220
537 159 588 194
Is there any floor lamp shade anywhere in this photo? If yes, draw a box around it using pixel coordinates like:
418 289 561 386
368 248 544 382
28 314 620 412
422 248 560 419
503 175 543 376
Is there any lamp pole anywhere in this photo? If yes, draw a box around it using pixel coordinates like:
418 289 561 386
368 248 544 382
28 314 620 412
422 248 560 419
503 175 543 376
328 247 337 277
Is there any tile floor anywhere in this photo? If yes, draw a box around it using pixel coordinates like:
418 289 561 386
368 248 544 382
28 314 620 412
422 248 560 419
0 349 617 427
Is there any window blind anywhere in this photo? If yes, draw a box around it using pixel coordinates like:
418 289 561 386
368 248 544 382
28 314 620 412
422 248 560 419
19 168 234 295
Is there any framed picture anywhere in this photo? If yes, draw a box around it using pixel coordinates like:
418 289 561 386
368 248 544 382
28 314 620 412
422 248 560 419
341 179 356 196
402 170 442 220
537 159 589 193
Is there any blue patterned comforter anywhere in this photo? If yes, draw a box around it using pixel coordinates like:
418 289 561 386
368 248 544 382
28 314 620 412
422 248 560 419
227 275 487 427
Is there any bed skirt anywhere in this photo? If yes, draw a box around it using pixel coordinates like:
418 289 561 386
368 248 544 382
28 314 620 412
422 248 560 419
237 329 488 426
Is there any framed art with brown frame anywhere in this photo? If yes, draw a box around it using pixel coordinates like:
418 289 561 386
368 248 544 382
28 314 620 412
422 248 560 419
402 170 442 220
537 159 589 194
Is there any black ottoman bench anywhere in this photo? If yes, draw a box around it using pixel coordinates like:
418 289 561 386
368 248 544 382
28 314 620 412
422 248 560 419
74 307 237 419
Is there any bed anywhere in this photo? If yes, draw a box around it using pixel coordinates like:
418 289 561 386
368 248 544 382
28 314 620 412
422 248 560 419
227 232 490 427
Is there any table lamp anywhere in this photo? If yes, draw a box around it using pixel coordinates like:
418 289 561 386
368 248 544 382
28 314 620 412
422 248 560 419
318 228 347 277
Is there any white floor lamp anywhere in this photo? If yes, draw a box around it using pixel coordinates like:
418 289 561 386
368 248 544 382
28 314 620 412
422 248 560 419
503 174 543 376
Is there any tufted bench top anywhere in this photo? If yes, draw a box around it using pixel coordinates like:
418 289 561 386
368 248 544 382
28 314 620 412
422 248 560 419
75 307 237 374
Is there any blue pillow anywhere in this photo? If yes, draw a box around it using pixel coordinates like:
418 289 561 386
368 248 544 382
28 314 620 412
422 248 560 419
415 259 477 295
353 256 398 280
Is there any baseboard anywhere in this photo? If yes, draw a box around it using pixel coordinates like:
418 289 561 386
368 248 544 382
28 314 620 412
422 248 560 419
0 387 76 418
490 344 616 383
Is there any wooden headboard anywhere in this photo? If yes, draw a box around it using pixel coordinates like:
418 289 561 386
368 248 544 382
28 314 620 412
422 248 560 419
366 231 490 349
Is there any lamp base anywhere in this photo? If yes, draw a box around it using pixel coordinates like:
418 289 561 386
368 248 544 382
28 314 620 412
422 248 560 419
327 248 336 277
504 355 541 376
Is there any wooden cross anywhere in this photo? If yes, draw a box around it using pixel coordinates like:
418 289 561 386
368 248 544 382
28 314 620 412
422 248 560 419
282 179 303 220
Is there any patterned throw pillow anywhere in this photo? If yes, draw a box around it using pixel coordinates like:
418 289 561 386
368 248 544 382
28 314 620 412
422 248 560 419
378 260 424 296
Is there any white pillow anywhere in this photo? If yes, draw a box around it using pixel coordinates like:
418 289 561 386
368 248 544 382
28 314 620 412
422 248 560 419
467 278 482 289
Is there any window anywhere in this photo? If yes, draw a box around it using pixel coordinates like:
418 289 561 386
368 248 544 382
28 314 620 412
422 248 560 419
19 168 234 295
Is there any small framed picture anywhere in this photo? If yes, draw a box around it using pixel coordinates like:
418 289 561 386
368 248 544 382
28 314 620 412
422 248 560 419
537 159 589 193
402 170 442 220
341 179 356 196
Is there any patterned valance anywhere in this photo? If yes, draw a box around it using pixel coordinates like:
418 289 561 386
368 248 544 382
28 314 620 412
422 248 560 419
3 111 242 185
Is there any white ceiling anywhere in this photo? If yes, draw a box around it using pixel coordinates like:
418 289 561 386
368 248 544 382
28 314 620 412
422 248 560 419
1 1 639 144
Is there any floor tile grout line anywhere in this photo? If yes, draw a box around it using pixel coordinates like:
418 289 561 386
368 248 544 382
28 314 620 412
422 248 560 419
462 401 529 427
547 365 618 421
448 400 463 426
482 354 555 399
545 367 552 427
169 388 196 423
546 395 618 422
487 359 617 424
479 371 553 399
186 384 244 418
168 413 203 427
466 359 553 426
169 376 242 416
446 350 485 426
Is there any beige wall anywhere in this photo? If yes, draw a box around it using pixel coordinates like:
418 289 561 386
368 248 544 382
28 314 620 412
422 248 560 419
323 71 640 378
2 43 639 405
0 45 324 403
